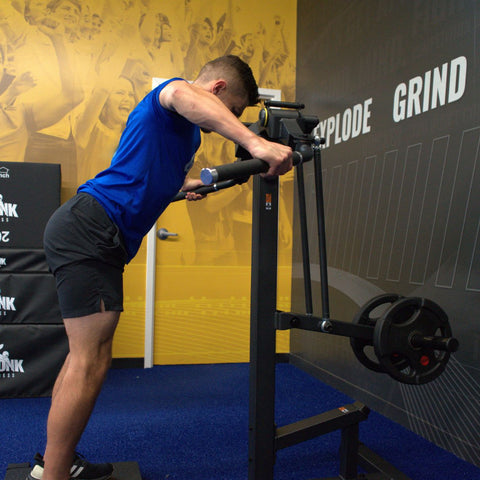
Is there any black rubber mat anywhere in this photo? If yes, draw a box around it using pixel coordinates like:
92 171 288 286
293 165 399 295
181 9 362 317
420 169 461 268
4 461 142 480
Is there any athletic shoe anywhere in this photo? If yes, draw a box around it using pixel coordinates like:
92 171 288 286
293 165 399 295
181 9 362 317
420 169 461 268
26 452 114 480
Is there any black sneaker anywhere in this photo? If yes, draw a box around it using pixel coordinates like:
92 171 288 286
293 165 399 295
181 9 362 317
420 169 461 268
27 452 114 480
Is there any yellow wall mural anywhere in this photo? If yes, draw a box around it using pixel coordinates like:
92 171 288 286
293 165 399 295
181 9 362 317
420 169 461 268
0 0 297 363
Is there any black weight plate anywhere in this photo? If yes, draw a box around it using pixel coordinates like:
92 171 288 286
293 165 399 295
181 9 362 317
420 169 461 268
350 294 404 373
373 297 452 385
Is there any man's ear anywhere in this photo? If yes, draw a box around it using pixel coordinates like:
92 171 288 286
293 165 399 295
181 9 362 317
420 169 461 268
212 79 227 95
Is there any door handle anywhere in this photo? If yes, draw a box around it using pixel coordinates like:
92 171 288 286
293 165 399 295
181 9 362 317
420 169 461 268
157 228 178 240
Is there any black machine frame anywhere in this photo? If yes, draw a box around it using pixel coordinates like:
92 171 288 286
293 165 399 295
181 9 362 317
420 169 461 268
198 100 457 479
246 127 410 480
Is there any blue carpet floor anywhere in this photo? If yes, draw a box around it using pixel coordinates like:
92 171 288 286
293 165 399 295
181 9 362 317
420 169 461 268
1 363 480 479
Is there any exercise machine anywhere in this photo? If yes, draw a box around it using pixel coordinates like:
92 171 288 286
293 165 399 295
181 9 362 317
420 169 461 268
197 100 459 480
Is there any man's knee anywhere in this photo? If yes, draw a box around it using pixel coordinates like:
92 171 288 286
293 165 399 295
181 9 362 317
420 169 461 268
68 344 112 382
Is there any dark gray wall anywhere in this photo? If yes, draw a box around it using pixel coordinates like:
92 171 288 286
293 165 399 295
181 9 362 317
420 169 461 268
293 0 480 466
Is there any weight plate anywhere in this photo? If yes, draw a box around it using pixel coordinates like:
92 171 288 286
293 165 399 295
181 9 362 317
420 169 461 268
350 294 404 373
373 297 452 385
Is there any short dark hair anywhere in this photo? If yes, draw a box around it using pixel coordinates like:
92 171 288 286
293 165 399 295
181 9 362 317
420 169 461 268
198 55 259 106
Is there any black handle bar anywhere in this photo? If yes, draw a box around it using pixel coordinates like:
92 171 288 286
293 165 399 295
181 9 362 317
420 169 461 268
171 179 239 202
264 100 305 109
200 150 305 185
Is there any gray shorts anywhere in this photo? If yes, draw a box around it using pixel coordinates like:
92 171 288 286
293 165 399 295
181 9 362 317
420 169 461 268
43 193 128 319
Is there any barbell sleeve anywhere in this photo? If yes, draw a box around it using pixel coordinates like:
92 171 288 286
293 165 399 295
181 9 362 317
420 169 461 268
410 334 459 352
201 151 303 185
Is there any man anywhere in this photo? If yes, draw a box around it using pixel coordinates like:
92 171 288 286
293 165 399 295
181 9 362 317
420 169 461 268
28 55 292 480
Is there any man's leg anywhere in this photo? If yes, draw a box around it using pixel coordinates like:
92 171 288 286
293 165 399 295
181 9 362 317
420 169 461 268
50 355 70 401
41 307 120 480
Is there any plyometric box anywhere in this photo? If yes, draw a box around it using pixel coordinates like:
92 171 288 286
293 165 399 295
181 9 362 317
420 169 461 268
0 324 68 397
0 273 61 324
0 249 49 273
0 162 60 249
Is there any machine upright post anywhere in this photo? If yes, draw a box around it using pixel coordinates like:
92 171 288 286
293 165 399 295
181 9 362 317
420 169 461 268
313 145 330 319
248 174 279 480
296 163 314 314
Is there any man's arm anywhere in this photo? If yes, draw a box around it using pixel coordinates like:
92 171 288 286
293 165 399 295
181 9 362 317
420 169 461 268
159 80 292 177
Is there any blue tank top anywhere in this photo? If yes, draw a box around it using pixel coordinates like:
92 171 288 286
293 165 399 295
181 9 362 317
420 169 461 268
78 78 201 262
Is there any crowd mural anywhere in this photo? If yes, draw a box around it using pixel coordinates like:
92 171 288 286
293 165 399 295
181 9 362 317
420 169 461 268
0 0 296 266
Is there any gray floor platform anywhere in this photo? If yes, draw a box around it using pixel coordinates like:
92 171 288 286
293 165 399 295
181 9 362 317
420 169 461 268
4 462 142 480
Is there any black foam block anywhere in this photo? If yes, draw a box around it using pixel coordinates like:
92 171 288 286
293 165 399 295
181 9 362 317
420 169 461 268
4 462 142 480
